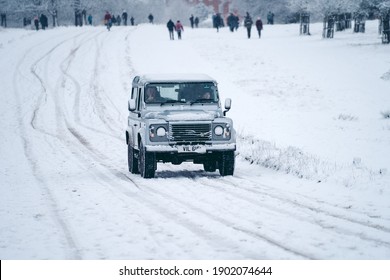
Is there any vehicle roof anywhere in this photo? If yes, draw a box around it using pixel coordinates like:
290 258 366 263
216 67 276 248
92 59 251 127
135 73 217 84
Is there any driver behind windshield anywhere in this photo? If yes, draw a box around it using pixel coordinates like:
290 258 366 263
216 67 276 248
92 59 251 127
201 91 212 99
145 86 161 103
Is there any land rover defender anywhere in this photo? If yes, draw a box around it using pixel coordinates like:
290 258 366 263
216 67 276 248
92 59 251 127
125 74 236 178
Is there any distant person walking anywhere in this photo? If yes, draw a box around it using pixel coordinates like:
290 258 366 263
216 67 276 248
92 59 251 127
175 20 184 39
1 13 6 27
130 16 134 26
244 12 253 38
213 13 222 32
148 13 154 24
122 10 128 25
227 13 238 32
167 19 175 40
75 10 82 26
267 11 274 24
104 11 112 31
40 13 48 30
189 14 194 28
255 17 263 38
34 16 39 30
194 17 199 28
88 14 92 25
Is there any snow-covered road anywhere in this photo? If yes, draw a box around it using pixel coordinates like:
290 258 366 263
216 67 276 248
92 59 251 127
1 22 389 259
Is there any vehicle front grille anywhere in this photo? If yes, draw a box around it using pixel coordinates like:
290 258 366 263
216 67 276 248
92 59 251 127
169 123 211 143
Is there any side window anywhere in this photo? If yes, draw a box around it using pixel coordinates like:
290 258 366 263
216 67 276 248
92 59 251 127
136 88 142 111
131 87 140 113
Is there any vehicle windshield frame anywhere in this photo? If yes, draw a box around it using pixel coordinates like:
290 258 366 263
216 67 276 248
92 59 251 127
144 82 219 104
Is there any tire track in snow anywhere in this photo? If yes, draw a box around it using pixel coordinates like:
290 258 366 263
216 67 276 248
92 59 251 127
223 176 390 235
53 30 105 135
199 178 390 252
12 30 91 259
59 28 126 143
83 29 125 135
45 30 121 258
16 28 136 259
214 176 390 251
233 172 390 222
29 31 90 135
21 29 111 259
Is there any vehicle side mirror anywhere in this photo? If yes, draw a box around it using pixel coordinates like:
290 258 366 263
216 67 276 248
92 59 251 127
128 99 136 111
223 98 232 116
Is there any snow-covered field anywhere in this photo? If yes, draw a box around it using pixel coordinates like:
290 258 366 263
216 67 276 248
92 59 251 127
0 20 389 259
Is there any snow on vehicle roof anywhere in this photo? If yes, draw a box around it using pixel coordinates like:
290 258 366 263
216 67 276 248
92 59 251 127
139 73 216 83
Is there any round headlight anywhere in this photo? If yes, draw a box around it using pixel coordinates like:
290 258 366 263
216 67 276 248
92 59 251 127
156 127 166 137
214 125 224 136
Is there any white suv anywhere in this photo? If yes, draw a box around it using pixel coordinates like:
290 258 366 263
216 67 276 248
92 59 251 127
126 74 236 178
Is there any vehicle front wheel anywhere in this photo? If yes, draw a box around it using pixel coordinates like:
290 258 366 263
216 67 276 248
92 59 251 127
138 141 156 178
218 151 235 176
128 141 139 174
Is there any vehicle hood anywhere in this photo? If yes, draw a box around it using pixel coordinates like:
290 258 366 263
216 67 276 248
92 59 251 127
144 109 219 121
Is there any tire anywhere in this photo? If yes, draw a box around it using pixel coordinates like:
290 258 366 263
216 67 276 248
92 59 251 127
218 151 235 176
138 141 156 178
203 160 216 172
127 141 139 174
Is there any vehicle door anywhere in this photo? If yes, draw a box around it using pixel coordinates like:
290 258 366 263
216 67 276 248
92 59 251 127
128 87 143 150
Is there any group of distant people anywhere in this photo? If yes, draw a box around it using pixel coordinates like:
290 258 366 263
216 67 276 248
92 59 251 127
189 14 199 28
104 10 135 30
243 12 264 39
32 14 48 30
1 8 272 41
164 11 269 40
166 19 184 40
2 11 54 30
210 11 264 39
228 11 273 39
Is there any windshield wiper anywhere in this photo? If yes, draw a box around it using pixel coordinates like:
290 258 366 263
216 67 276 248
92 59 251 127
160 100 187 106
190 99 214 105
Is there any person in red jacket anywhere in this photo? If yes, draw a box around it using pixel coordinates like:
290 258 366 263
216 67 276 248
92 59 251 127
104 11 112 31
175 20 184 39
255 17 263 38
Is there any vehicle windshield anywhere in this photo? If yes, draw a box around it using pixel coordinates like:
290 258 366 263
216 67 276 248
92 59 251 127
144 82 219 104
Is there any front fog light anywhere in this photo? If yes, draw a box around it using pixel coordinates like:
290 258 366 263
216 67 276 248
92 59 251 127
156 126 166 137
214 125 224 136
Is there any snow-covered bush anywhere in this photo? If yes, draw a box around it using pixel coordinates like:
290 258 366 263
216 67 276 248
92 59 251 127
237 133 387 188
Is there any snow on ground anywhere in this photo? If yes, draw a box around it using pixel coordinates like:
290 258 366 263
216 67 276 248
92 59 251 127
0 20 389 259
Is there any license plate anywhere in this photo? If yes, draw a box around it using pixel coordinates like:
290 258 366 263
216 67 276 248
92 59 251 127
177 145 206 153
